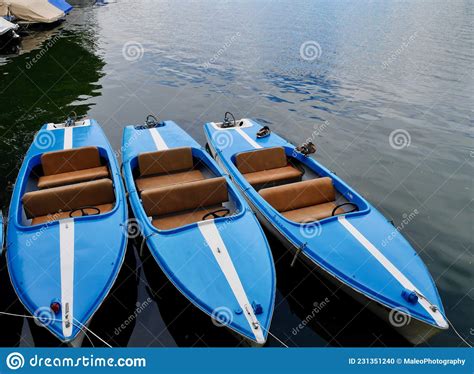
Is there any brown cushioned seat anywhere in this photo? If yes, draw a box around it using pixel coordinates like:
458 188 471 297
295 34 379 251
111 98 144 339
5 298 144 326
243 166 303 187
38 166 109 189
141 177 228 230
38 146 108 189
235 147 302 188
23 179 115 224
42 146 102 175
135 169 204 191
152 205 222 230
138 147 193 177
136 147 205 191
259 177 345 222
282 202 343 222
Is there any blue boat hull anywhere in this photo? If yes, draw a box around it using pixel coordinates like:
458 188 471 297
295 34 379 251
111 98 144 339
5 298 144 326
121 120 276 345
204 118 449 345
7 119 128 343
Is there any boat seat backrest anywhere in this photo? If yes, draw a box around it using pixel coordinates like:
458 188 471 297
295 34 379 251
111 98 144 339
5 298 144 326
259 177 336 212
37 166 110 189
235 147 288 174
22 179 115 218
138 147 194 177
142 177 228 216
41 146 102 176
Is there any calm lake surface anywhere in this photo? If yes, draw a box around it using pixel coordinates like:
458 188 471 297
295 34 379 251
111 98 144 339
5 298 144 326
0 0 472 347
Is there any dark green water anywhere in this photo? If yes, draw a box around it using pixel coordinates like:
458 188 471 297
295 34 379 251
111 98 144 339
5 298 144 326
0 0 472 347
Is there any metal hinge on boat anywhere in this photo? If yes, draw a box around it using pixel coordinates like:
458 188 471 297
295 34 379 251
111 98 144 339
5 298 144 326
244 304 261 330
413 290 438 312
291 243 307 267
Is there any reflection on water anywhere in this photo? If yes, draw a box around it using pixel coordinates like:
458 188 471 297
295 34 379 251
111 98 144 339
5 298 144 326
0 25 104 209
0 0 472 347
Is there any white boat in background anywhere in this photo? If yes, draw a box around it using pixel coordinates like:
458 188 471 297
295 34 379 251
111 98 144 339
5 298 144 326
0 17 19 51
0 0 72 24
0 17 18 35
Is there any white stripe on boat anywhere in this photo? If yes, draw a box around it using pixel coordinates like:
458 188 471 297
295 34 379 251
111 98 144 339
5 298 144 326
149 128 168 150
197 220 266 344
235 128 262 149
63 127 73 149
338 216 448 328
59 218 75 337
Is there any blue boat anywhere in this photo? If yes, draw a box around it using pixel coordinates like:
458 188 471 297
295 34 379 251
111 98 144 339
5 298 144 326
7 117 128 344
121 117 276 345
204 115 449 345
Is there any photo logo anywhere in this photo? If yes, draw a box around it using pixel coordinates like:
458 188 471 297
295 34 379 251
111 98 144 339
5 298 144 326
389 307 411 327
212 131 233 150
123 218 141 239
211 306 233 327
34 306 55 327
6 352 25 370
299 220 322 238
300 41 322 61
389 129 411 150
33 131 55 150
122 41 145 62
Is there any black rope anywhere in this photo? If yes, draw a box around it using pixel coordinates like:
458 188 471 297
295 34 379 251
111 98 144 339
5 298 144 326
222 112 236 128
331 202 358 216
